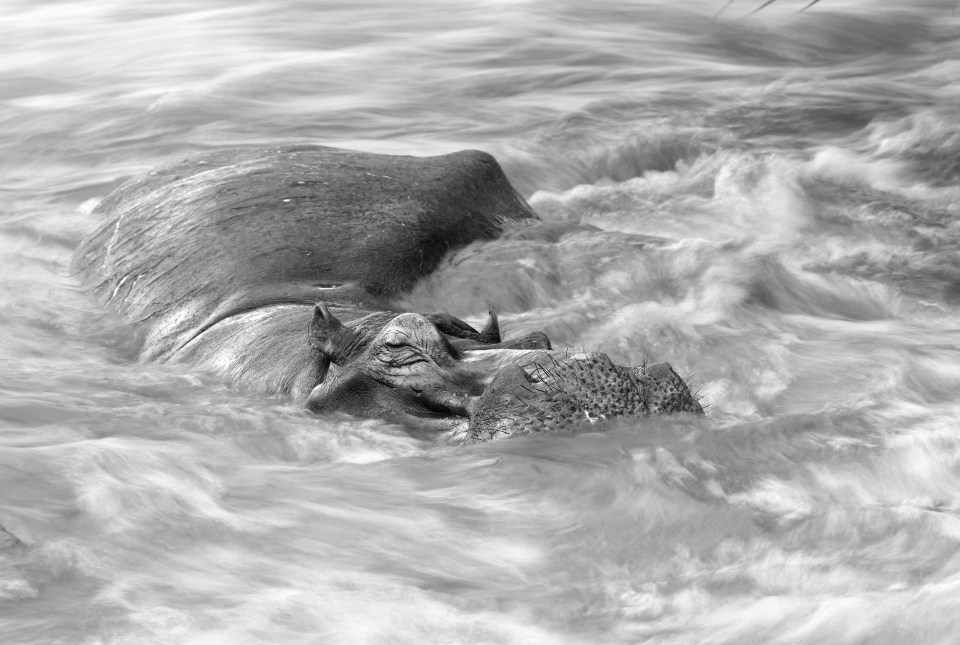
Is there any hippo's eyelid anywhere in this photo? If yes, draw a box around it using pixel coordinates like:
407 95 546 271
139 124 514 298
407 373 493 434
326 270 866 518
382 331 412 349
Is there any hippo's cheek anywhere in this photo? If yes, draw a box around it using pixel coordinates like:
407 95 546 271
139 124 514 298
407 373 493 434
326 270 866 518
306 373 376 416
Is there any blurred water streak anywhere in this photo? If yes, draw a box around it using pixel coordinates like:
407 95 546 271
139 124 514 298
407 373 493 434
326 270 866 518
3 0 960 643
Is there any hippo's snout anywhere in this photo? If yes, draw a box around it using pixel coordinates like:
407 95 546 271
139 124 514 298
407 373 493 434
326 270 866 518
462 351 701 442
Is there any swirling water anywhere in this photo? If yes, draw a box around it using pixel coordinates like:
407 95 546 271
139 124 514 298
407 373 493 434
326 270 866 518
3 0 960 642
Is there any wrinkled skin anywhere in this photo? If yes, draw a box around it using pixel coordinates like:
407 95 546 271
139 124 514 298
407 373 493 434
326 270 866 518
306 305 702 443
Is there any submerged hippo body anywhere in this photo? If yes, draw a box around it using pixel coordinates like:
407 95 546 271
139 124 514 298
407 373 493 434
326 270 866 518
307 306 702 443
73 145 537 396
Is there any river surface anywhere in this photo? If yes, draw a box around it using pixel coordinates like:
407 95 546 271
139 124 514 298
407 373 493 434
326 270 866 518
3 0 960 642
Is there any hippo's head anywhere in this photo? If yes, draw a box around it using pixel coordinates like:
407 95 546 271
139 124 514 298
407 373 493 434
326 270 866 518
306 306 703 443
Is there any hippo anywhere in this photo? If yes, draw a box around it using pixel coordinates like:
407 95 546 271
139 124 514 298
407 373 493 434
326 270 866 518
73 145 538 396
73 144 702 441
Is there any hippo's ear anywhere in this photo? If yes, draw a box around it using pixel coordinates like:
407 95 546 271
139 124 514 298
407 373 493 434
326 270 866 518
309 303 361 365
425 310 501 345
478 309 501 344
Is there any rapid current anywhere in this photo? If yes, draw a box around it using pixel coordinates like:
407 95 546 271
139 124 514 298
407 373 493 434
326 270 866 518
3 0 960 642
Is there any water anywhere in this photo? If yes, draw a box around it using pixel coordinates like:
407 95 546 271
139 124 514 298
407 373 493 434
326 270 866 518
3 0 960 642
